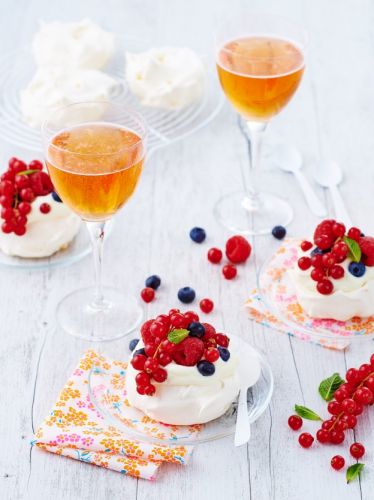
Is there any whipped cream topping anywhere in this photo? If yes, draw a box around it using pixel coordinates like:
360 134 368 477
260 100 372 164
126 341 240 425
0 195 81 258
289 244 374 320
20 67 118 128
125 47 205 110
32 19 115 70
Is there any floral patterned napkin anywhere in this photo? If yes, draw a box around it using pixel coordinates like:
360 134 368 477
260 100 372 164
33 350 195 480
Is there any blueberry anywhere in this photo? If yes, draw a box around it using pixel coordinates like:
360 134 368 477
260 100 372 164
134 348 146 356
52 191 62 202
178 286 196 304
272 225 286 240
197 360 215 376
188 321 205 338
189 227 206 243
311 247 330 255
145 275 161 290
348 262 366 277
218 347 230 362
129 338 139 352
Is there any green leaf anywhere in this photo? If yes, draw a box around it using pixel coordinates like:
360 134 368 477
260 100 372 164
318 373 344 401
343 236 362 263
167 328 189 344
294 404 322 421
346 463 364 483
17 169 40 176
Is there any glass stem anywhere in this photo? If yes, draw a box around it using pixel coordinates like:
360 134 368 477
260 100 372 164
245 121 268 207
86 221 106 309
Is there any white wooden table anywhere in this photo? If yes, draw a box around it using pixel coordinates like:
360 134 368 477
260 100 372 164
1 1 373 499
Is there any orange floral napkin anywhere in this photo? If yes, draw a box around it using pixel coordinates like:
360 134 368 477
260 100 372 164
32 350 194 480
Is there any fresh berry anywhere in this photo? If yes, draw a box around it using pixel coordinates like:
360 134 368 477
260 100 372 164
272 225 286 240
207 247 222 264
225 235 251 263
341 414 357 429
135 372 151 386
134 348 146 357
197 360 215 376
334 386 350 403
178 286 196 304
131 354 147 371
15 174 30 190
1 207 13 220
341 398 357 414
222 264 237 280
359 236 374 266
365 376 374 392
332 222 346 238
168 308 180 316
199 298 214 314
129 338 139 352
215 333 229 347
152 367 168 383
316 429 330 443
1 221 13 234
358 363 372 380
39 202 51 214
346 368 359 384
14 225 26 236
145 275 161 290
205 348 220 363
311 253 324 269
331 455 345 471
52 191 62 202
313 220 335 250
0 180 15 197
184 311 199 323
9 158 27 173
298 257 312 271
19 188 35 203
350 442 365 459
288 415 302 430
353 402 363 416
160 339 175 353
298 432 314 448
144 384 156 396
149 321 168 339
327 401 342 415
144 343 158 357
348 262 366 278
311 268 325 282
188 321 205 338
322 253 336 268
0 195 13 207
332 241 348 260
28 159 43 171
347 227 361 241
329 265 344 279
317 279 333 295
218 346 230 361
301 240 313 252
140 319 154 344
136 385 146 395
355 386 373 405
29 171 53 196
141 287 155 303
329 430 345 444
155 314 171 328
189 226 206 243
144 358 159 374
158 352 172 366
170 313 187 329
172 337 204 366
18 202 31 216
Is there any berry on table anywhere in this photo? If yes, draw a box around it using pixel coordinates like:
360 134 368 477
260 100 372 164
197 360 216 376
272 225 286 240
145 275 161 290
358 363 372 380
129 338 139 352
140 287 155 303
341 398 356 415
188 321 205 338
189 226 206 243
177 286 196 304
331 455 345 471
298 432 314 448
39 202 51 214
327 401 342 415
52 191 62 202
199 298 214 314
218 346 230 361
350 442 365 459
288 415 302 430
225 235 251 263
316 429 330 443
207 247 222 264
222 264 237 280
348 262 366 278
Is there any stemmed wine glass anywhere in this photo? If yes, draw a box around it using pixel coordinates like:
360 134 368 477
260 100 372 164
215 14 307 234
42 102 147 341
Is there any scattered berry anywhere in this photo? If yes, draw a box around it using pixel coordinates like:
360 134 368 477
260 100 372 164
298 433 314 448
331 455 345 471
350 442 365 459
225 235 251 263
301 240 313 251
288 415 302 430
141 287 155 303
145 275 161 290
272 225 286 240
39 202 51 214
197 360 215 376
348 262 366 278
129 338 139 352
199 298 214 314
222 264 237 280
189 226 206 243
177 286 196 304
207 247 222 264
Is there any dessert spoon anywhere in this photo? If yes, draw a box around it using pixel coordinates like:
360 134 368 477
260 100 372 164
313 161 353 227
273 144 327 217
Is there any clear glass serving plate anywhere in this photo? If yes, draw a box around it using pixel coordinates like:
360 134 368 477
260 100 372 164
88 335 273 446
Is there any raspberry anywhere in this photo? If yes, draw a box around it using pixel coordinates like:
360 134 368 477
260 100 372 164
313 220 336 250
225 235 251 264
172 337 204 366
359 236 374 266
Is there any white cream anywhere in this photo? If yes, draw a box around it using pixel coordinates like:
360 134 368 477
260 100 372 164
32 19 115 70
125 47 205 110
0 195 81 258
289 245 374 321
126 341 240 425
20 67 118 128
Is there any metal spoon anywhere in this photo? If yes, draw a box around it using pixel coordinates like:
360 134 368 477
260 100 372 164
313 161 353 227
273 144 327 217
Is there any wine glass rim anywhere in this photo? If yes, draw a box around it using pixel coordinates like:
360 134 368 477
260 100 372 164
41 101 148 157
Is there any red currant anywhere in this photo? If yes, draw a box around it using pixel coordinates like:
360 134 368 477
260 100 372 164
136 385 146 395
322 420 333 430
322 253 336 268
170 313 186 329
0 180 15 197
341 398 356 414
168 308 180 316
334 387 349 402
329 430 345 444
149 321 168 339
135 372 151 386
28 159 43 171
144 343 157 357
298 256 312 271
329 265 344 280
317 279 333 295
131 354 147 371
9 158 26 173
1 221 14 234
140 287 155 303
14 225 26 236
155 314 171 328
300 240 313 251
346 368 359 385
144 384 156 396
19 188 35 203
144 358 159 374
327 401 342 415
15 175 30 190
298 432 314 448
205 348 220 363
364 376 374 392
207 247 222 264
0 195 13 207
288 415 302 430
184 311 199 323
1 207 14 220
341 414 357 429
39 202 51 214
311 254 324 269
352 402 363 416
347 227 361 241
332 222 346 238
354 386 373 405
158 352 172 366
358 363 372 380
199 298 214 314
222 264 237 280
311 268 325 282
332 241 348 260
350 442 365 459
152 367 168 383
316 429 330 443
160 339 175 352
215 333 229 347
18 202 31 216
331 455 345 471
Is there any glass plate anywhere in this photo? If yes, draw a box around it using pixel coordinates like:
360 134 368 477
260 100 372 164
88 336 273 446
257 240 374 347
0 37 224 154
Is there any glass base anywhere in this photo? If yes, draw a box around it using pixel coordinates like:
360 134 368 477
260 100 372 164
214 190 293 235
57 286 143 342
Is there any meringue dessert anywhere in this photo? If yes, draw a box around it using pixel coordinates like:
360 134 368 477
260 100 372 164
126 313 240 425
289 220 374 321
32 19 115 70
20 67 118 128
125 47 205 110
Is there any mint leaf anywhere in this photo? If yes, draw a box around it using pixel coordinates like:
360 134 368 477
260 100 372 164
18 169 40 176
346 463 364 483
343 236 362 263
318 373 344 401
168 329 189 344
294 405 322 421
